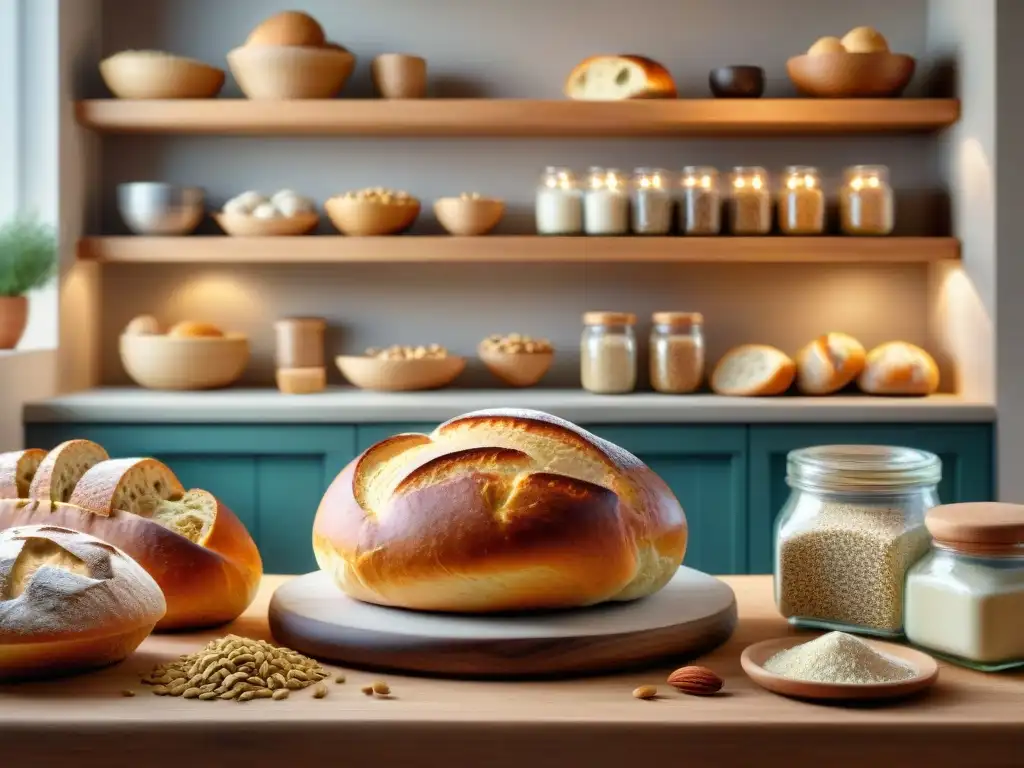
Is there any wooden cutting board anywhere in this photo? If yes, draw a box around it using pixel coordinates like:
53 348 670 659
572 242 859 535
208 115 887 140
268 568 737 678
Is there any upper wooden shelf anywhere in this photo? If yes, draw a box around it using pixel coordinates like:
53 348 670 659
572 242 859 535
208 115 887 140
74 99 961 137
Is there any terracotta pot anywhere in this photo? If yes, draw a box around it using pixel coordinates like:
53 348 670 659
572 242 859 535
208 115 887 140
0 296 28 350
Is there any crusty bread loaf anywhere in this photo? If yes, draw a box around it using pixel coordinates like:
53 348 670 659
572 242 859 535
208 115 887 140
167 321 224 339
245 11 326 47
564 55 677 100
795 332 867 395
711 344 796 396
28 439 109 503
0 449 46 500
0 525 165 681
858 341 940 396
313 408 687 613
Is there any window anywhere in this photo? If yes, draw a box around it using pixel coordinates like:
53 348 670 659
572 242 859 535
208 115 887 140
0 0 19 219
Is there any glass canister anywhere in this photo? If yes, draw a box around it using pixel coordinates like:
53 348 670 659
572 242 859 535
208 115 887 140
583 167 629 235
649 312 705 394
839 164 894 235
630 168 673 235
580 311 637 394
778 165 825 235
680 166 721 235
774 444 940 638
727 166 771 235
535 166 583 235
905 502 1024 671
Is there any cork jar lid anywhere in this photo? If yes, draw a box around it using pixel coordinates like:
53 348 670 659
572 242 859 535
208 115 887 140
583 311 636 326
275 317 326 329
652 311 703 326
925 502 1024 554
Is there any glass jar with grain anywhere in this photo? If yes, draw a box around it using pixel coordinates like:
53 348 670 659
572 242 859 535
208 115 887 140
630 168 673 235
580 312 637 394
779 166 825 235
774 445 940 638
535 166 583 235
584 168 629 235
680 166 721 235
727 166 771 235
839 164 894 235
649 312 705 394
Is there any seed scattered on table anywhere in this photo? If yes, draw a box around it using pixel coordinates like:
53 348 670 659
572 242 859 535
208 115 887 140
120 690 135 697
313 683 328 699
272 689 290 701
361 685 374 696
632 685 658 700
335 674 346 684
371 681 390 696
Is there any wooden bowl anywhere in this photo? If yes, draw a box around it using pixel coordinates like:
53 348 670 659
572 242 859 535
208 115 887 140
786 52 916 97
478 345 553 387
371 54 428 99
324 197 420 236
100 51 226 99
434 197 505 236
120 333 249 390
227 45 356 99
214 211 319 236
335 355 465 392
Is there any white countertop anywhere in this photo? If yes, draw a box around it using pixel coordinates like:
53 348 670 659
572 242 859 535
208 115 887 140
22 387 996 424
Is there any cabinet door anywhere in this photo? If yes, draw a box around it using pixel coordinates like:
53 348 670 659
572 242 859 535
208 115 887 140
747 424 995 574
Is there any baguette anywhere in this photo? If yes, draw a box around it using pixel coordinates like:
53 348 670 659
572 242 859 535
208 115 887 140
858 341 940 396
564 55 677 100
795 332 867 395
0 449 46 500
711 344 796 396
28 439 109 503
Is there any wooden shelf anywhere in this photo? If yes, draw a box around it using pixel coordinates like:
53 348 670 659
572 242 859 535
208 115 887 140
78 236 960 264
75 99 960 137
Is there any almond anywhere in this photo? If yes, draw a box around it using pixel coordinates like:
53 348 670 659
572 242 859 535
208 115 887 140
666 666 723 696
632 685 658 700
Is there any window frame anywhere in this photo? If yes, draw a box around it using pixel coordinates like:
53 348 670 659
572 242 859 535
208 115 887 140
0 0 21 219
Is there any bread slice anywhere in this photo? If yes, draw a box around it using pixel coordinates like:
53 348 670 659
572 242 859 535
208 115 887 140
0 449 47 500
564 55 677 100
858 341 940 395
795 332 867 395
711 344 796 396
28 440 110 504
68 458 185 519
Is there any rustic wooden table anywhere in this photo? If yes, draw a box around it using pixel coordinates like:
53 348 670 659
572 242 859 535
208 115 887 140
2 575 1021 768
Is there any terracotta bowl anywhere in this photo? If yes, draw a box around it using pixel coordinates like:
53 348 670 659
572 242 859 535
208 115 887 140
335 355 465 392
786 52 916 98
478 345 554 388
214 211 319 236
120 333 249 390
227 45 356 99
324 197 420 236
434 197 505 236
100 51 225 99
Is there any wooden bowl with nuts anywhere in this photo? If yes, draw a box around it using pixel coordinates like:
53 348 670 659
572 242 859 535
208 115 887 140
478 334 554 388
336 344 465 391
325 188 420 236
434 193 505 236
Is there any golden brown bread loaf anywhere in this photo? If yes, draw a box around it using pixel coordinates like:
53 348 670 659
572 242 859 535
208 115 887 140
313 409 687 613
795 332 867 395
246 11 326 47
0 525 165 681
711 344 796 396
564 55 677 100
857 341 940 395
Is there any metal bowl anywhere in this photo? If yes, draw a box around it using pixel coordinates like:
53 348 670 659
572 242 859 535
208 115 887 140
117 182 205 236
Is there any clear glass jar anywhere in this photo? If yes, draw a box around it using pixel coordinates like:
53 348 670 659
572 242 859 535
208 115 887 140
583 168 629 235
779 166 825 235
839 164 894 235
774 445 941 638
649 312 704 394
535 166 583 235
727 166 771 235
580 311 637 394
630 168 673 235
680 166 721 235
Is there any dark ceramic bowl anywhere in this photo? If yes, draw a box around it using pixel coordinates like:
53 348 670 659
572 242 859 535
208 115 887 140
709 66 765 98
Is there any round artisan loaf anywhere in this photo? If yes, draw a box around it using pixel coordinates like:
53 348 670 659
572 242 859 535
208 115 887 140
858 341 940 395
313 408 687 613
0 524 165 681
795 332 867 395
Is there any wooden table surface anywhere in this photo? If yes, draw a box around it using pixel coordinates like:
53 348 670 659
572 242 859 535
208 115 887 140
2 575 1022 768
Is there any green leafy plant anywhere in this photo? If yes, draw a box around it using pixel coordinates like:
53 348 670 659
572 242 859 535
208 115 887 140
0 215 58 297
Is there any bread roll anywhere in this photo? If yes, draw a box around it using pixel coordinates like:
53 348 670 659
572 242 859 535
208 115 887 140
246 11 326 47
313 409 687 613
564 55 677 100
0 449 46 500
808 36 846 55
167 321 224 339
711 344 796 396
124 314 161 336
0 525 165 681
795 332 867 395
858 341 940 395
841 26 890 53
28 439 109 503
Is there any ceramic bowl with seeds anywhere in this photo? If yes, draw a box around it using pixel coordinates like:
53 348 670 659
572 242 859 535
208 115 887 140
325 187 420 236
434 193 505 236
337 345 465 392
478 333 555 388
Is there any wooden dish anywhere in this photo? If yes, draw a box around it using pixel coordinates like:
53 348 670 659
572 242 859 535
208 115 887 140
214 211 319 236
478 345 553 387
324 197 420 236
227 45 356 99
371 54 428 99
335 355 465 392
120 333 249 390
100 51 226 99
740 635 939 702
786 52 916 98
434 197 505 236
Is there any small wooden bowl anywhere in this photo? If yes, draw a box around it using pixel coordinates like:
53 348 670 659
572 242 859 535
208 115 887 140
227 45 356 99
120 333 249 390
100 51 226 99
215 211 319 236
324 197 420 236
786 52 916 97
434 197 505 236
371 54 428 99
335 355 465 392
478 345 553 387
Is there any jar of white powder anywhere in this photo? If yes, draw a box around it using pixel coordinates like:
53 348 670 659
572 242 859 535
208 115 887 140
535 167 583 235
580 311 637 394
584 168 629 235
774 445 940 638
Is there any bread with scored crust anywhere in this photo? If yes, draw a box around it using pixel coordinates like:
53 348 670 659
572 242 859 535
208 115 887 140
0 449 46 500
795 332 867 395
858 341 940 395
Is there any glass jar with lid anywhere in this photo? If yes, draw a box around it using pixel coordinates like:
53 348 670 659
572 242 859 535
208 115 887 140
630 168 673 235
649 312 704 394
680 166 721 235
580 311 637 394
535 166 583 235
727 166 771 235
774 445 940 638
905 502 1024 671
778 166 825 235
583 168 629 235
839 164 894 235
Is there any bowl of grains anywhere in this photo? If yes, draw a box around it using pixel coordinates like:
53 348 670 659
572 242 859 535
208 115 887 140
478 333 554 387
434 193 505 236
324 187 420 236
336 344 465 391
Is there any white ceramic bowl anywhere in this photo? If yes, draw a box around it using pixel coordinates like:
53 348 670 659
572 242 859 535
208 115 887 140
120 333 249 390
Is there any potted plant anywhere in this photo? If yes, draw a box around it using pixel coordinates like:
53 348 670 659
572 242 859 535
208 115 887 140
0 215 58 349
